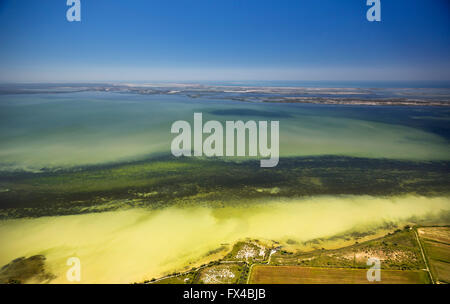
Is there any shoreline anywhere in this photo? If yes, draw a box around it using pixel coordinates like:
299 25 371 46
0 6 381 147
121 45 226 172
1 83 449 107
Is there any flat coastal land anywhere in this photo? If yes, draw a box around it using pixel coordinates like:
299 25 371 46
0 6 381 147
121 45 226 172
1 83 449 106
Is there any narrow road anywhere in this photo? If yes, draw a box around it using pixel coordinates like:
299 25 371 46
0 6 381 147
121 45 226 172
148 264 209 284
414 228 435 284
148 260 246 284
246 263 255 284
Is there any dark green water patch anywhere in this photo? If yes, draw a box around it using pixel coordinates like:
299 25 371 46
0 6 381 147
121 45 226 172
0 255 55 284
0 156 448 219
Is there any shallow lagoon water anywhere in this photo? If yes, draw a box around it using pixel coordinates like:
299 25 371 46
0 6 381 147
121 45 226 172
0 92 449 171
0 92 449 283
0 195 449 283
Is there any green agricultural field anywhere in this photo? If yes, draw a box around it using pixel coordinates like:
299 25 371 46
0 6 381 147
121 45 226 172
418 227 450 283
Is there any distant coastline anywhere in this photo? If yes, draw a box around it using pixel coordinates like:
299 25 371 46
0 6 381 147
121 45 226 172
1 83 449 107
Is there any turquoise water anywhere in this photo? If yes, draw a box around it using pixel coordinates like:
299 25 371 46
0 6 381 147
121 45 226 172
0 91 449 171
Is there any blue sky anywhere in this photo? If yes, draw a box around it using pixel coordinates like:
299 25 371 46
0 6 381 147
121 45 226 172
0 0 449 82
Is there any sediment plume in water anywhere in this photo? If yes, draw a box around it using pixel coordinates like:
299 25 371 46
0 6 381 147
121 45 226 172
0 195 448 283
